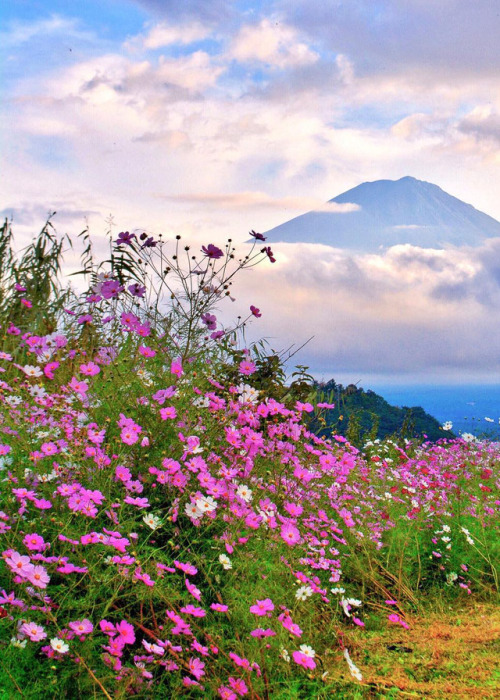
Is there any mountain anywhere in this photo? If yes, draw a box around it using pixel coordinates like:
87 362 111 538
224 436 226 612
310 378 453 444
265 176 500 251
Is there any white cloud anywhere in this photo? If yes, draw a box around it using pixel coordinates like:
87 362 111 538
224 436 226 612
230 18 319 69
141 22 210 49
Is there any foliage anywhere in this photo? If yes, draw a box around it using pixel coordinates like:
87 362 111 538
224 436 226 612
0 221 498 698
311 379 455 445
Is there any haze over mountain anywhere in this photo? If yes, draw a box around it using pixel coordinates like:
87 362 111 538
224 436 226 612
265 177 500 251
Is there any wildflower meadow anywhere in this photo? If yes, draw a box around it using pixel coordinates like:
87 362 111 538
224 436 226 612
0 219 498 698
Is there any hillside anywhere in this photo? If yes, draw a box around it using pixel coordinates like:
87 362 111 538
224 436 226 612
312 378 452 443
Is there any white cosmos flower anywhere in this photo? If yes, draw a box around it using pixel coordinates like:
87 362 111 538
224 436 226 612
50 638 69 654
10 637 27 649
185 502 203 520
295 585 313 601
143 513 162 530
218 554 232 570
343 648 362 681
299 644 316 658
196 496 217 513
236 484 253 503
442 421 453 431
279 647 290 662
22 365 43 377
485 417 494 423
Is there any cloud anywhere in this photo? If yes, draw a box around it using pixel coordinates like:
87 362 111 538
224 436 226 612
161 191 359 213
139 22 210 50
231 238 500 380
230 18 319 69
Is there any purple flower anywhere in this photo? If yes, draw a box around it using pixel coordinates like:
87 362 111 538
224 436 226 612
262 246 276 263
77 314 93 325
250 230 266 241
128 283 146 298
101 280 123 299
201 313 217 330
116 231 135 246
250 305 261 318
140 234 157 248
201 244 224 259
210 330 224 340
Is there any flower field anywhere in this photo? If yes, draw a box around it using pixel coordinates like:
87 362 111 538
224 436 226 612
0 222 498 698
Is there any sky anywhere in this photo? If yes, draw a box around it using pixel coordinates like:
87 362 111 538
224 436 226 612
1 0 500 385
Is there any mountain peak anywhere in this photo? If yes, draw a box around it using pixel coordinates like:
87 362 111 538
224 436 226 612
266 177 500 251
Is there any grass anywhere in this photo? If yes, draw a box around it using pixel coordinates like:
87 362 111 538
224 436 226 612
319 601 500 699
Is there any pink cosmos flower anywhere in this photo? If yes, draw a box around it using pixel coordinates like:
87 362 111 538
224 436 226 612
279 614 302 637
22 534 46 552
388 613 410 629
174 560 198 576
69 619 94 635
210 603 229 612
80 362 100 376
171 359 183 377
280 523 301 546
229 677 249 696
180 605 206 617
239 360 256 376
68 377 89 394
249 598 274 616
27 565 50 589
250 628 276 638
20 621 47 642
5 551 34 577
139 345 156 357
185 579 202 600
115 620 135 644
292 650 316 670
188 657 206 680
160 406 177 420
99 620 116 636
121 429 139 445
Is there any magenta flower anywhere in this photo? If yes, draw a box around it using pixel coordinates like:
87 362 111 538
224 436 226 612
280 523 301 546
202 244 224 259
181 605 206 617
68 377 89 394
115 620 135 644
388 613 410 629
188 657 206 680
229 677 249 695
160 406 177 420
27 565 50 589
69 619 94 635
292 650 316 670
185 579 202 600
23 533 46 552
210 603 229 612
20 621 47 642
250 305 262 317
174 560 198 576
249 598 274 616
250 628 276 638
171 359 183 377
239 360 256 376
80 362 100 376
5 551 34 577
